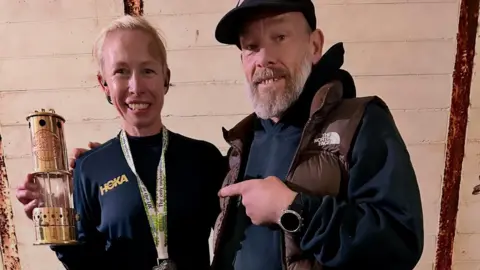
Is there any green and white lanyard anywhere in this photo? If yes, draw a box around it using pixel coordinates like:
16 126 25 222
119 127 169 260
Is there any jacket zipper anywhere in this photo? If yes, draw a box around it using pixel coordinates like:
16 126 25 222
281 117 312 270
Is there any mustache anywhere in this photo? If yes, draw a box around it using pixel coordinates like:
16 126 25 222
252 67 288 85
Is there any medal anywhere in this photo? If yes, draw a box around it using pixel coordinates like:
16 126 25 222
120 128 177 268
152 259 177 270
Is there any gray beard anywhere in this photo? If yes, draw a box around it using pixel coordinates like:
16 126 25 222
246 56 312 120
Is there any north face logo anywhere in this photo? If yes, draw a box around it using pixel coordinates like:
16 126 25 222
314 132 341 146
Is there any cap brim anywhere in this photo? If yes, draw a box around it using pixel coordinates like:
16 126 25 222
215 1 306 46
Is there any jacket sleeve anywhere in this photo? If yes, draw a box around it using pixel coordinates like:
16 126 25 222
297 103 424 269
50 159 107 270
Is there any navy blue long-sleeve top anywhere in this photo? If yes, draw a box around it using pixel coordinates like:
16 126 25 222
51 130 227 270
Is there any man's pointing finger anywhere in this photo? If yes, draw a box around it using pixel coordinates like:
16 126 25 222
218 181 249 197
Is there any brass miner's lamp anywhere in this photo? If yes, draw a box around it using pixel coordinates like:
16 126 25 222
27 109 77 245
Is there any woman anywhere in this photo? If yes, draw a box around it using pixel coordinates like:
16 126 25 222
15 15 226 270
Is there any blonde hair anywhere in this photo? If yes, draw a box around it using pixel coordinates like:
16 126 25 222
92 15 168 75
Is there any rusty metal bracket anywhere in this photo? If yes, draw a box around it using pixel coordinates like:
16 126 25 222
0 134 21 270
124 0 143 16
434 0 479 269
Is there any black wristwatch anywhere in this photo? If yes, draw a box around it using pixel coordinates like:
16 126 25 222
278 193 303 233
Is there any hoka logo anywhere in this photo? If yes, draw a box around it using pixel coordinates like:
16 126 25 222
100 174 129 196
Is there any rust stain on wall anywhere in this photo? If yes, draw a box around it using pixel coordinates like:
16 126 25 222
434 0 479 268
471 175 480 195
124 0 143 16
0 134 21 270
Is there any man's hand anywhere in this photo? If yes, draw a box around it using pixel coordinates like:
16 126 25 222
218 176 297 225
68 141 101 168
16 141 101 220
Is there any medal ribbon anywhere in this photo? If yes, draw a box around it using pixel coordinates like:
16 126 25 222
119 127 169 260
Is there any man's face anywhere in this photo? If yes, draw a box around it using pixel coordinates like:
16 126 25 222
239 11 323 120
100 29 168 131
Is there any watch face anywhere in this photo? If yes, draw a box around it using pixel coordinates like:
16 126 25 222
280 211 300 232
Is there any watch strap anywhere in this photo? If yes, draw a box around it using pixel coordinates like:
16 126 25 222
288 193 303 214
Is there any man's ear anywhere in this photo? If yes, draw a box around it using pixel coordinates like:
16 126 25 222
310 29 324 65
164 68 171 94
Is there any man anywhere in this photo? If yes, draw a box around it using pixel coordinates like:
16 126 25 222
15 15 226 270
210 0 424 269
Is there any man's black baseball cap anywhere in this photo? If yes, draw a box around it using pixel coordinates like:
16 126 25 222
215 0 317 46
